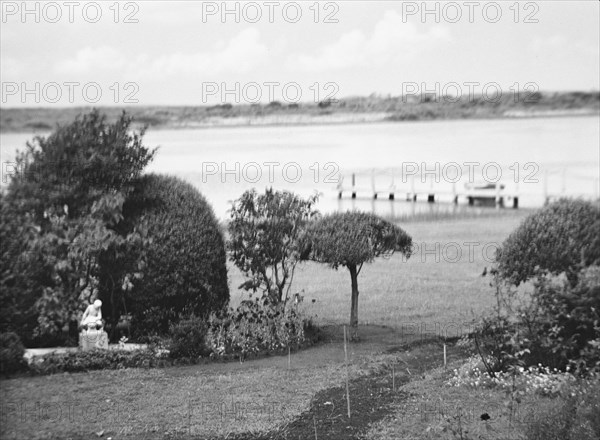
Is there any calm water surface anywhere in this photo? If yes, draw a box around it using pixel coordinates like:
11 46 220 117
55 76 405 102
2 116 598 219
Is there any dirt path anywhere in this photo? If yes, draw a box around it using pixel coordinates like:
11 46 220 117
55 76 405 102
202 339 468 440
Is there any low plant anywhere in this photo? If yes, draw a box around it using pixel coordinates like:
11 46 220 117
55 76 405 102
206 297 314 359
523 374 600 440
0 332 27 376
168 315 210 360
475 265 600 376
28 348 169 375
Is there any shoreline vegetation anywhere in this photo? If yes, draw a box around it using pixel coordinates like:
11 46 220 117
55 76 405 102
1 91 598 133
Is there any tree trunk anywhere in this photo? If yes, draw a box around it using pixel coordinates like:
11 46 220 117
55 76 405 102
348 264 359 340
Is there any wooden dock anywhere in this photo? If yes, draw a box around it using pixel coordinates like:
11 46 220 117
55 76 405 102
336 168 599 209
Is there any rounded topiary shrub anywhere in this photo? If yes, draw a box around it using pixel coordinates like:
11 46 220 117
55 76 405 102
168 316 210 359
123 174 229 336
0 332 27 375
497 198 600 285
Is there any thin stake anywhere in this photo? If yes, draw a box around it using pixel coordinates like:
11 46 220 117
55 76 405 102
288 345 291 370
313 415 318 440
443 344 447 369
392 365 395 392
343 325 351 419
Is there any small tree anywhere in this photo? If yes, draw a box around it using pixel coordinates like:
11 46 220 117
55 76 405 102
305 212 412 338
228 189 319 304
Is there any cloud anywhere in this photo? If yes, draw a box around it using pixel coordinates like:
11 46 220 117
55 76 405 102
54 46 127 74
52 28 269 79
286 10 451 72
144 28 269 76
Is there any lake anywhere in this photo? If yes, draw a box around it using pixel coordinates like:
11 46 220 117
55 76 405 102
1 116 598 219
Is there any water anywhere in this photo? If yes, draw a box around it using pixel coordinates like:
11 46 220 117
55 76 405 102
1 116 598 219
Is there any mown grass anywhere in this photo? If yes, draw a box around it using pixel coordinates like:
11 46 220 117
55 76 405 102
230 212 527 331
1 213 529 439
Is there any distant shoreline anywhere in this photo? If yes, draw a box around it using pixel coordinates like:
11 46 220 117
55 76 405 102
1 91 598 134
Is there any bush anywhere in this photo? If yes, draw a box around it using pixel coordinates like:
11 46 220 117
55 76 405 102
477 265 600 375
0 332 27 375
121 174 229 336
28 348 167 375
0 198 40 344
497 199 600 285
168 316 210 359
206 297 314 359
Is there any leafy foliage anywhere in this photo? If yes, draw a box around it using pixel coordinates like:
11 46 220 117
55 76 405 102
477 265 600 376
304 211 412 333
31 193 148 340
0 197 40 342
2 111 155 345
28 348 168 375
228 189 319 303
496 199 600 285
123 174 229 336
523 375 600 440
305 211 413 268
0 332 27 375
168 316 210 360
6 109 156 219
206 297 314 360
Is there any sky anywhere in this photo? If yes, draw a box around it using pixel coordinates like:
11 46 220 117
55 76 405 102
1 1 599 106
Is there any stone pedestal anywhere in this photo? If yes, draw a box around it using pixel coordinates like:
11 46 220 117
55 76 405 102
79 329 109 350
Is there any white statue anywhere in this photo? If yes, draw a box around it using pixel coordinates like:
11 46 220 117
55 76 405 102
79 300 108 350
80 299 104 330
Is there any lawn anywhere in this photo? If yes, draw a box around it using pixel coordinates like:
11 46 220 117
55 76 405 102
1 211 531 439
230 210 528 331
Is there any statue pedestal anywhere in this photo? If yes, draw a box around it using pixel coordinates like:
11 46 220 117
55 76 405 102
79 329 109 350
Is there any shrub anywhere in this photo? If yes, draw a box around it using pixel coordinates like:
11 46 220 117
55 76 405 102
28 348 167 375
206 298 314 359
477 265 600 374
122 174 229 336
168 316 210 359
497 198 600 285
0 332 27 375
0 198 40 344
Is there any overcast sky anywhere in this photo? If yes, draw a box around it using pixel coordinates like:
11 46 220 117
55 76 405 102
1 1 599 106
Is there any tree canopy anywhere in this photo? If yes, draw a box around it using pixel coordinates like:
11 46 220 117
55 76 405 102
496 199 600 285
228 189 319 304
7 110 156 221
305 211 412 337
